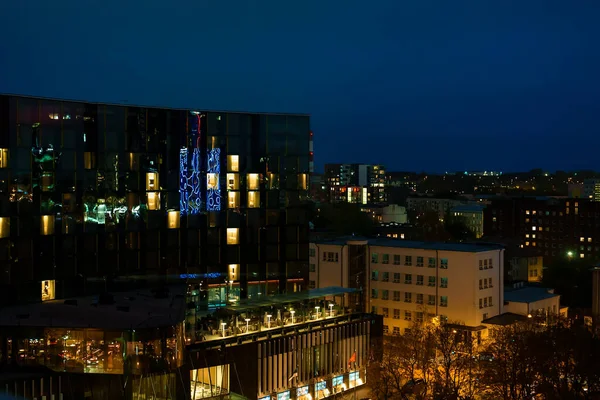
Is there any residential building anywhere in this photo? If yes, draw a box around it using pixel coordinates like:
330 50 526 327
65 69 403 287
0 94 311 307
503 282 564 317
584 179 600 201
507 250 544 283
484 196 600 262
309 238 505 336
450 204 485 238
324 164 386 205
406 196 473 222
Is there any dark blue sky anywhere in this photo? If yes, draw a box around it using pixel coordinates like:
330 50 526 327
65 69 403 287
1 1 599 173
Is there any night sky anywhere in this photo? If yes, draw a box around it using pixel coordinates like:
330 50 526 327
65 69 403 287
1 0 599 173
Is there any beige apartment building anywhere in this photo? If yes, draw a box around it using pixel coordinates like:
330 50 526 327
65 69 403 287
309 238 505 335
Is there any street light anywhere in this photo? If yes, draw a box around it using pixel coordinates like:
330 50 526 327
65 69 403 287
267 314 272 329
329 303 334 317
221 322 227 337
290 310 295 324
315 306 320 319
245 318 250 333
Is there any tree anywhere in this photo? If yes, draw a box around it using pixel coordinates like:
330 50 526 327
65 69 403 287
314 203 375 236
542 256 593 309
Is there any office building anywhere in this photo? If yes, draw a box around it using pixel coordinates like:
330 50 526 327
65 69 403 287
0 94 311 307
309 238 505 336
450 204 485 238
324 164 386 205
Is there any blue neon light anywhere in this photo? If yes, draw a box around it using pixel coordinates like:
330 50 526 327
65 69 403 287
180 273 222 279
206 148 221 211
179 147 202 215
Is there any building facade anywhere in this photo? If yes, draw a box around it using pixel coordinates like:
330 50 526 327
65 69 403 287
0 95 311 306
324 164 386 205
310 238 505 335
450 204 485 238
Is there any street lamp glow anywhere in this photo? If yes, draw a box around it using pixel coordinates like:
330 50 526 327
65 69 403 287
315 306 320 319
567 251 574 258
290 310 295 324
221 322 227 337
329 303 334 317
245 318 250 333
267 314 272 329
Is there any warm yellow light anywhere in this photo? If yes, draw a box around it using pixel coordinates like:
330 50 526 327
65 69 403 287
226 228 239 245
228 191 240 208
247 191 260 208
229 264 239 281
41 280 55 301
207 173 218 189
147 192 161 210
0 217 9 238
247 173 260 190
146 172 159 190
0 149 9 168
167 210 180 229
227 173 239 190
227 155 239 172
298 173 309 190
41 215 55 235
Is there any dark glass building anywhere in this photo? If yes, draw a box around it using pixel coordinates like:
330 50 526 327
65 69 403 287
0 95 311 306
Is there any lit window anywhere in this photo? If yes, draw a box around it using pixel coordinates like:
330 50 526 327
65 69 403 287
84 152 96 169
247 173 260 190
41 215 55 235
227 155 239 172
531 226 536 231
147 192 161 210
247 191 260 208
227 173 239 190
580 237 585 242
167 210 180 229
228 191 240 208
207 173 218 189
0 149 8 168
0 217 9 238
589 238 593 243
41 280 55 301
227 228 239 245
146 172 159 190
298 173 309 190
229 264 239 281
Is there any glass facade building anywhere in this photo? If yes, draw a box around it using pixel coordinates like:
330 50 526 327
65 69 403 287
0 95 311 306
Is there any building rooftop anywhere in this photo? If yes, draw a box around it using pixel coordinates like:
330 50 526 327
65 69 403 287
482 313 530 326
504 286 559 304
451 204 485 213
313 237 504 253
0 286 187 330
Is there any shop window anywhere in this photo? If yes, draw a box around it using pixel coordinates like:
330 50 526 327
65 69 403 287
0 149 9 168
41 215 55 235
228 191 240 208
227 173 239 190
146 172 159 190
41 280 55 301
227 155 239 172
190 365 230 399
226 228 239 245
298 173 309 190
167 210 180 229
0 217 9 238
247 191 260 208
207 173 218 189
147 192 160 210
247 173 260 190
84 152 96 169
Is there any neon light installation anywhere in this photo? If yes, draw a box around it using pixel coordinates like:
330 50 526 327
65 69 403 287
179 112 203 215
207 148 221 211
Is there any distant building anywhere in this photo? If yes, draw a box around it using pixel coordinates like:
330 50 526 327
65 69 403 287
407 196 474 222
584 179 600 201
508 250 544 283
450 204 485 238
375 222 418 241
503 282 565 317
324 163 386 204
309 238 505 336
569 183 585 198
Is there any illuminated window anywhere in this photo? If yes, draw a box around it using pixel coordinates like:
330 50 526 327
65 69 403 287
268 173 279 189
146 172 159 190
41 280 55 301
227 173 239 190
0 149 8 168
229 264 240 281
247 173 260 190
247 191 260 208
84 152 96 169
228 191 240 208
41 215 55 235
531 226 536 231
0 217 9 238
147 192 161 210
298 173 309 190
227 228 239 245
167 210 180 229
207 173 218 189
227 155 239 172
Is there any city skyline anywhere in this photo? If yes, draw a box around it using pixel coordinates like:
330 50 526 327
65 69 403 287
1 1 599 171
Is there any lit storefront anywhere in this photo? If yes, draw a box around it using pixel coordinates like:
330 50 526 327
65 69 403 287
296 385 311 400
190 365 230 399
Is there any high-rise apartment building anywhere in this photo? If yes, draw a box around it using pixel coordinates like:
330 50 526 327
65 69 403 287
0 95 311 306
324 163 386 204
